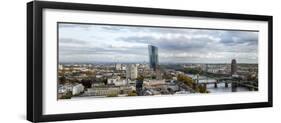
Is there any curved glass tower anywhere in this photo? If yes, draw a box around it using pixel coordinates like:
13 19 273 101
148 45 159 71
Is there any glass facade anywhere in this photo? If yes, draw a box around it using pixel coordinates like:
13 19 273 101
148 45 159 71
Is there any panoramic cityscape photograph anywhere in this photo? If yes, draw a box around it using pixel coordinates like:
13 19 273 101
57 22 259 100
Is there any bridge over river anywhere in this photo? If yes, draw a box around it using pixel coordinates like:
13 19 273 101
187 74 258 92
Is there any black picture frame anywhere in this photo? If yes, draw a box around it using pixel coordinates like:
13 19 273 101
27 1 273 122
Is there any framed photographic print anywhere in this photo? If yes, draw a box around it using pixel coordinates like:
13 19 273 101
27 1 273 122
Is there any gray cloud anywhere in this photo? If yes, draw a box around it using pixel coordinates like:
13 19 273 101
58 23 258 63
219 31 258 45
59 23 92 30
118 30 258 53
119 36 209 52
60 45 146 55
59 38 89 45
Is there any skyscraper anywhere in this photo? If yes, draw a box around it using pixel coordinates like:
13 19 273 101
231 59 237 75
126 64 138 80
148 45 159 71
115 63 122 70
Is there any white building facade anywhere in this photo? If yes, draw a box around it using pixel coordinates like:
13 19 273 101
126 64 138 80
72 84 84 95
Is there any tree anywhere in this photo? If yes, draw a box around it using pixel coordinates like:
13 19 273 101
59 76 66 84
102 78 107 85
107 93 118 97
177 74 194 87
81 79 92 88
128 90 138 96
246 74 257 81
136 76 144 81
198 84 207 93
183 68 202 74
60 91 72 99
177 74 208 93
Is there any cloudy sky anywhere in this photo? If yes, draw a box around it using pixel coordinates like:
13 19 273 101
58 23 258 64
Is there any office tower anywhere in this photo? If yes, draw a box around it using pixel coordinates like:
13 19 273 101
126 64 138 80
115 63 122 70
231 59 237 75
148 45 159 71
156 69 162 80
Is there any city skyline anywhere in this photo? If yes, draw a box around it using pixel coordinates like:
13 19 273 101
59 23 259 64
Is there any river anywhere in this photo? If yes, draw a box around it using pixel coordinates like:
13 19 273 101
185 74 250 93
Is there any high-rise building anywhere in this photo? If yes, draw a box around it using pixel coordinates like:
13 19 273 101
155 69 162 80
115 63 122 70
148 45 159 71
231 59 237 75
126 64 138 80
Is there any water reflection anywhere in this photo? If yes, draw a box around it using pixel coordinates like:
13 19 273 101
186 74 251 93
